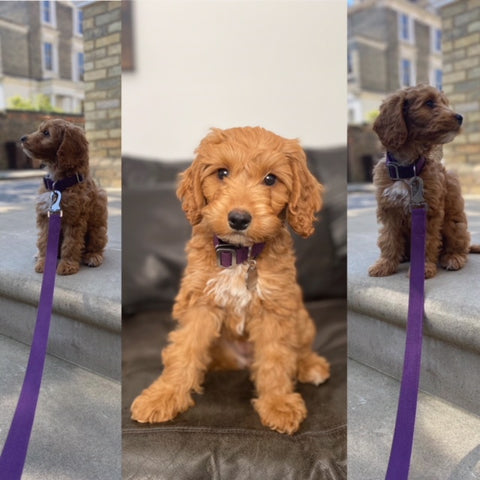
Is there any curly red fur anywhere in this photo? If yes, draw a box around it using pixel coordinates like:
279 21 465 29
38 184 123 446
21 119 108 275
131 127 329 434
370 85 477 279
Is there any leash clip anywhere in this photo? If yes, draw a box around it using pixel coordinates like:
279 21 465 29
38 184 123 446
408 176 426 209
48 190 63 217
408 163 426 210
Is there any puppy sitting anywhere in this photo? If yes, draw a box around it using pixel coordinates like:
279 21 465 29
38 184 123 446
21 119 108 275
131 127 330 434
369 84 479 279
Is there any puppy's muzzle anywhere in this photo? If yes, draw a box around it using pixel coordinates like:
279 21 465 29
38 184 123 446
228 210 252 231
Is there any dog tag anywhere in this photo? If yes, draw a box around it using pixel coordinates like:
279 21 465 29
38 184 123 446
246 260 258 291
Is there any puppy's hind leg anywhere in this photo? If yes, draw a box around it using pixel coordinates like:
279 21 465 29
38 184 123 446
296 308 330 386
131 306 222 424
82 190 108 267
440 173 470 271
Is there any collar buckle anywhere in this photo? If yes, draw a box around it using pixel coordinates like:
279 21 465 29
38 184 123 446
215 245 239 268
387 163 402 181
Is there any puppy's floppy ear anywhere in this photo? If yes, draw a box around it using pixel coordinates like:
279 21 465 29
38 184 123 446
56 122 89 171
176 158 205 225
286 140 323 238
373 90 408 150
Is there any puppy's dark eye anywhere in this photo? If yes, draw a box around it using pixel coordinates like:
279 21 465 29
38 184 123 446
425 100 435 108
264 173 277 186
43 130 50 136
217 168 229 180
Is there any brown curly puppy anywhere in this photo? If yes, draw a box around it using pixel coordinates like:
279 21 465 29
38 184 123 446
21 119 108 275
131 127 330 434
369 84 479 279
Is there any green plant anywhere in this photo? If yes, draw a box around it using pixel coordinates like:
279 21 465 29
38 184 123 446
7 94 64 113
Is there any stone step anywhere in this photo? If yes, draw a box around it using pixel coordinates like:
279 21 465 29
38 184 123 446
0 178 121 379
348 359 480 480
348 194 480 416
0 334 121 480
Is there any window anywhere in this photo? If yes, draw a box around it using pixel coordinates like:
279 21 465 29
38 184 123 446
434 69 442 90
42 1 51 23
77 52 84 81
78 10 83 35
399 13 414 43
432 28 442 53
44 42 53 71
401 58 413 87
74 7 83 36
42 1 56 26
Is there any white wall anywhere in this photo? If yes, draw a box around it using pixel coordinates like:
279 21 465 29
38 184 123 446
122 0 346 160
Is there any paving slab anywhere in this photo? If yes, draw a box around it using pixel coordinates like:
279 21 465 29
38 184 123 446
348 360 480 480
0 334 121 480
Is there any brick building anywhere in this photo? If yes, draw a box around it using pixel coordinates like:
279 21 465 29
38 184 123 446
83 1 121 188
0 1 84 113
441 0 480 192
348 0 442 124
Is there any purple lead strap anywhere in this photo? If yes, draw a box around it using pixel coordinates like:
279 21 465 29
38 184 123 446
385 193 427 479
0 193 62 479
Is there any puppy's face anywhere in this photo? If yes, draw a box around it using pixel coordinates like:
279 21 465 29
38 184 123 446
21 119 88 176
177 127 323 244
373 85 463 154
21 120 65 166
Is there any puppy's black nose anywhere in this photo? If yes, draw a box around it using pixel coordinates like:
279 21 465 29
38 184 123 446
455 114 463 125
228 210 252 231
20 135 27 143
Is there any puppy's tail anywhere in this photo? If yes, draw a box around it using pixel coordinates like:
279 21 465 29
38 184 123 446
469 244 480 254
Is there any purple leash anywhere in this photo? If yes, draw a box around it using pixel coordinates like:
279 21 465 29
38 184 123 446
0 191 62 479
385 176 427 480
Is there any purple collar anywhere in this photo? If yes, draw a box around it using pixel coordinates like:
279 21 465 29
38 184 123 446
214 236 265 268
43 173 84 192
386 153 426 180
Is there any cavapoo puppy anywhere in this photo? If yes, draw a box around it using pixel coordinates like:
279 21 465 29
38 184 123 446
21 119 108 275
131 126 330 434
369 84 480 279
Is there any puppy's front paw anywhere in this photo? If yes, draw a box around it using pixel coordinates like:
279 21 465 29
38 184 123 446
35 258 45 273
424 261 437 279
253 393 307 435
440 253 467 272
297 353 330 386
82 253 103 267
131 384 194 424
57 259 80 275
368 258 398 277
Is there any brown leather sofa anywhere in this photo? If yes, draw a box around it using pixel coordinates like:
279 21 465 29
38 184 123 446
122 147 347 479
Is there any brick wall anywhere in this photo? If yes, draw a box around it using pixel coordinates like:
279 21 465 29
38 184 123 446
441 0 480 193
83 1 121 188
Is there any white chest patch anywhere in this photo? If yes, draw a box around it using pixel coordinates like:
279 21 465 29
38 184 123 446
205 265 261 335
382 181 410 210
37 192 51 214
206 265 251 311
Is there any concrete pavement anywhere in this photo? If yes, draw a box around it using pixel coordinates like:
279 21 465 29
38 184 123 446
348 185 480 479
0 172 121 479
0 174 121 378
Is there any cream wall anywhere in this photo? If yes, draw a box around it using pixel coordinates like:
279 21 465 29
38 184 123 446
122 0 346 160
